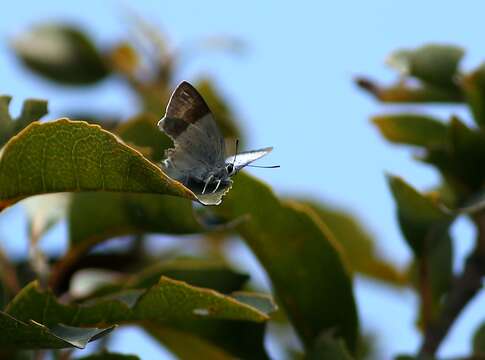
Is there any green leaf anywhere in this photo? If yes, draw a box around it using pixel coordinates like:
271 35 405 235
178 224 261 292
0 119 198 211
387 176 451 256
305 332 354 360
215 173 358 352
12 24 109 85
0 311 114 349
75 352 140 360
387 176 453 326
355 77 464 103
373 114 448 148
387 44 464 88
462 63 485 127
302 200 407 285
473 322 485 355
6 278 270 326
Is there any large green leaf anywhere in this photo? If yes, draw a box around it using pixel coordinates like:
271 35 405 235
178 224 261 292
0 119 199 211
302 200 406 285
387 44 464 88
373 114 448 148
0 311 114 349
11 24 109 85
215 173 359 352
76 259 270 359
6 278 270 326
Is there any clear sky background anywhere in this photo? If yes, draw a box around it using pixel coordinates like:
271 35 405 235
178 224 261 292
1 1 485 359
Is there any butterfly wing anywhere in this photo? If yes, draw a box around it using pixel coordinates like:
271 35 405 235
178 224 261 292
158 81 226 182
226 147 273 171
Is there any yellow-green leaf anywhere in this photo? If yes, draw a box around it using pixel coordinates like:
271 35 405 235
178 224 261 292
0 119 196 211
373 114 447 148
302 200 407 285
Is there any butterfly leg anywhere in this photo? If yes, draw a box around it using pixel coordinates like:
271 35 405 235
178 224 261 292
212 179 222 193
202 175 214 195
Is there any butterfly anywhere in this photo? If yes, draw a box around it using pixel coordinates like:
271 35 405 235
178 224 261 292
158 81 277 195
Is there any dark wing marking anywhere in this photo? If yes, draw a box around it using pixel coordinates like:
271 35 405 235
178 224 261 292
226 147 273 171
158 81 226 181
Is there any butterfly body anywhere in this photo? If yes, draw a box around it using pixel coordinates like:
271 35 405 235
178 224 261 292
158 81 273 195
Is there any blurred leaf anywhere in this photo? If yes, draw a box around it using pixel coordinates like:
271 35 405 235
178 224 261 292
215 173 359 352
85 259 250 297
0 311 113 349
146 319 268 359
388 176 453 326
355 77 464 103
146 326 233 359
373 114 448 148
195 78 244 144
75 353 140 360
305 332 354 360
6 278 270 327
387 44 464 88
387 176 451 256
424 117 485 197
12 24 109 85
473 322 485 355
115 114 172 162
0 119 197 212
302 200 407 286
0 96 48 147
68 192 202 249
462 63 485 127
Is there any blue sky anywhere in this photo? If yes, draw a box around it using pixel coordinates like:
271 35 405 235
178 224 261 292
1 1 485 358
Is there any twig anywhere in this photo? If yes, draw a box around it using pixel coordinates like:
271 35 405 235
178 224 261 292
419 212 485 355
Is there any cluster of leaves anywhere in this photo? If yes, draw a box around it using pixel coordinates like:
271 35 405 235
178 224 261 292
0 21 408 359
357 44 485 358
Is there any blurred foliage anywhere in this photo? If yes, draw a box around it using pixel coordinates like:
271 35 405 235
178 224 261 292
359 43 485 358
5 15 484 360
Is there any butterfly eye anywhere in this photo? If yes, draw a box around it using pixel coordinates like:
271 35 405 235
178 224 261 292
226 163 234 174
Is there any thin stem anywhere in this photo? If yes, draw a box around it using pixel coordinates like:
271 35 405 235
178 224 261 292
419 212 485 355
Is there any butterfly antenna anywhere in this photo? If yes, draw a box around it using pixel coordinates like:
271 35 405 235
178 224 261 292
247 164 280 168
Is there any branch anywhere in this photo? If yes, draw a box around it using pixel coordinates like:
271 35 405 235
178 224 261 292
419 213 485 355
